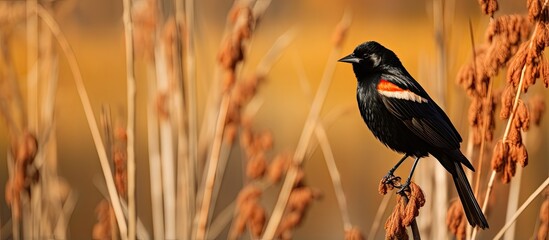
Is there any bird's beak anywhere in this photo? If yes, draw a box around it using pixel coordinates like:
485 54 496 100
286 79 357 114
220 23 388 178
338 53 361 64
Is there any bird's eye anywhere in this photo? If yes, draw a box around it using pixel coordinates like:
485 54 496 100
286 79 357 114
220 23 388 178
367 54 381 68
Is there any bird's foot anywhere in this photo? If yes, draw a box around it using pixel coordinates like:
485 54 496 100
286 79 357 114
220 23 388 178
382 174 400 186
395 180 411 194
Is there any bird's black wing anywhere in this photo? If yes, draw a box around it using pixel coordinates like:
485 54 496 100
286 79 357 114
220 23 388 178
379 73 462 150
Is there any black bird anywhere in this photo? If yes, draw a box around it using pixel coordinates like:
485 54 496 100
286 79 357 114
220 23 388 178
339 41 489 229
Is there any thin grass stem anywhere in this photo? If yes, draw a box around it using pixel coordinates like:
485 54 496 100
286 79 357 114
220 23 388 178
33 5 128 239
121 0 137 238
493 177 549 240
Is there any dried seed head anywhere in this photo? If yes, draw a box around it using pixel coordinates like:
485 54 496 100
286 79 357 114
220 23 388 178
246 153 267 180
232 185 266 238
277 186 321 239
384 182 425 240
485 15 531 78
457 45 490 97
385 196 408 240
92 200 114 240
507 43 529 88
224 123 238 145
500 85 516 119
527 0 549 22
513 143 529 167
402 182 426 226
515 100 531 131
478 0 499 17
491 140 509 171
248 205 266 238
259 130 274 150
345 227 365 240
447 200 467 240
268 152 291 183
508 124 523 145
237 185 262 207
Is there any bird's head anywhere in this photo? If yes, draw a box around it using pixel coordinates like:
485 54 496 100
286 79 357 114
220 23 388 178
338 41 401 78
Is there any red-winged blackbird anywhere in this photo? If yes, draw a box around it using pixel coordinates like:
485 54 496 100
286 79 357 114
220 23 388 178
339 41 489 229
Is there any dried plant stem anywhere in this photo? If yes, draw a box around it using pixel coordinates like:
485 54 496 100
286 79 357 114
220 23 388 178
33 4 128 239
180 0 198 238
474 79 493 194
157 60 176 240
27 0 38 132
146 66 165 240
121 0 137 238
473 11 545 239
314 124 352 230
401 192 421 240
368 193 392 240
493 177 549 239
262 23 345 237
195 94 231 240
503 160 523 240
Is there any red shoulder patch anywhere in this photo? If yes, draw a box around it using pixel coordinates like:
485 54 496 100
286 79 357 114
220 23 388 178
377 79 404 92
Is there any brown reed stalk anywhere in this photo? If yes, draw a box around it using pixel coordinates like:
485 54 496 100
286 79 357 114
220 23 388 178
314 124 352 231
132 1 165 239
32 4 128 238
145 65 165 240
121 0 137 238
195 95 230 240
178 0 197 238
262 10 351 239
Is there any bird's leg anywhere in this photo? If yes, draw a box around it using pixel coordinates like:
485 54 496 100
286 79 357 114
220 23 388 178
383 154 409 182
397 157 420 194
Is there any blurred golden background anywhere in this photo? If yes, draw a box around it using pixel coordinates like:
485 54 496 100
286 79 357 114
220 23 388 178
0 0 547 239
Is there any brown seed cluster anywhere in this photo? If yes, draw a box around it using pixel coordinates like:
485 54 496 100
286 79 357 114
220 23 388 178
491 138 528 183
225 73 267 145
267 152 293 184
528 0 549 22
218 6 254 92
240 126 273 180
457 15 531 145
231 186 267 239
4 131 38 220
494 2 549 184
505 30 549 94
92 200 116 240
493 99 530 184
446 200 467 240
479 0 499 17
113 126 128 199
537 187 549 240
384 182 426 240
344 227 365 240
276 185 322 239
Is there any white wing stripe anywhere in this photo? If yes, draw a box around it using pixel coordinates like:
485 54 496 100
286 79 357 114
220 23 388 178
378 90 428 103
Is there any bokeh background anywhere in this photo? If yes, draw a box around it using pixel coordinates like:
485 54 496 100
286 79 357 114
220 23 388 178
0 0 547 239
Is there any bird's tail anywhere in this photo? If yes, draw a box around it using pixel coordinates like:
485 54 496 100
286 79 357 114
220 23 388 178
452 160 489 229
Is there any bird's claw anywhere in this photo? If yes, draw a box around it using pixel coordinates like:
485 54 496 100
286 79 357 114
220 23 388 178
396 180 411 194
382 174 400 185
